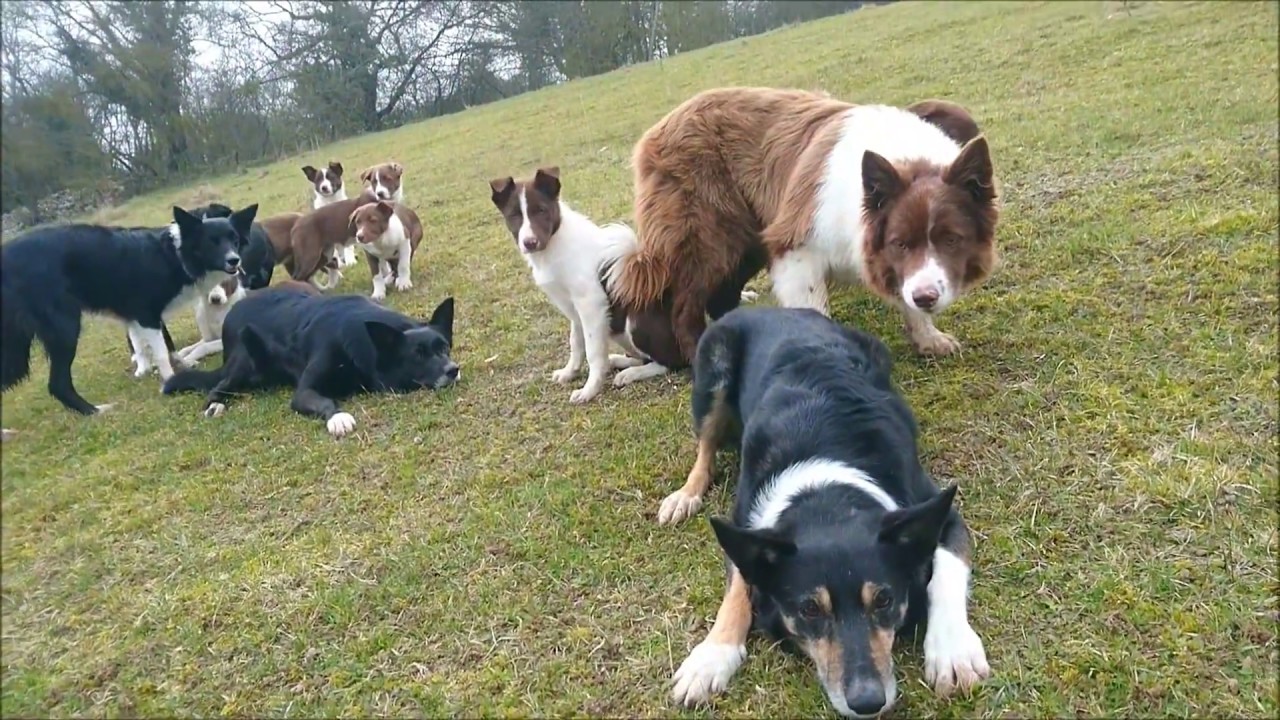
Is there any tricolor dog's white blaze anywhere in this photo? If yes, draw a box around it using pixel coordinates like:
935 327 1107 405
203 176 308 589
748 457 899 530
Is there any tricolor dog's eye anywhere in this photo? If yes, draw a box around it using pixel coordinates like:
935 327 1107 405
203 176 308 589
799 598 824 621
872 591 893 612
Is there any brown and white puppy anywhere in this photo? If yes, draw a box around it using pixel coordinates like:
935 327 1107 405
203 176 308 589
173 275 246 366
288 189 378 289
348 200 423 302
612 87 999 362
302 161 358 271
361 162 405 203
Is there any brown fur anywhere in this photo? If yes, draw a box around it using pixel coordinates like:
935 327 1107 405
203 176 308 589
288 189 378 284
361 162 405 200
348 201 424 281
617 86 998 362
258 212 303 269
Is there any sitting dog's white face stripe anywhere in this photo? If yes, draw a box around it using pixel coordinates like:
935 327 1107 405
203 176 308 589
748 458 898 530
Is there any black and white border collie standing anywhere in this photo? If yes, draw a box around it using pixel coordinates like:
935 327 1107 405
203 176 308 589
0 204 255 429
661 306 990 717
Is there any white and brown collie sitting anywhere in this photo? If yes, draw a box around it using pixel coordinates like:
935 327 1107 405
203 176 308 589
612 87 1001 364
488 167 668 404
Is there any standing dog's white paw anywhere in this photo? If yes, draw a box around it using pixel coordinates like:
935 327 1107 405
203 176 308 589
739 290 759 302
671 641 747 707
327 412 357 438
608 353 644 369
94 403 115 414
204 402 226 418
924 620 990 697
657 489 703 525
569 383 602 404
912 328 962 357
550 366 578 384
394 276 413 292
370 289 387 303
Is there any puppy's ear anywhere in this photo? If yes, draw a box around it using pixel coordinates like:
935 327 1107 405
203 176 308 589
878 484 958 568
172 206 203 241
427 297 454 346
347 208 361 235
365 321 406 357
375 200 394 217
533 166 561 200
390 162 403 176
861 150 904 211
709 516 796 590
489 177 515 208
229 204 259 241
328 161 344 177
361 167 374 183
302 165 318 182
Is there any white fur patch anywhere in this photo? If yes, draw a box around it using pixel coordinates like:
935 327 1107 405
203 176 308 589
167 222 182 250
748 458 898 530
901 254 953 312
327 412 357 438
516 188 536 250
924 548 990 694
671 641 747 706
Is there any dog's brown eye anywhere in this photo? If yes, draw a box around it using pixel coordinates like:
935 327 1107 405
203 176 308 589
799 599 823 620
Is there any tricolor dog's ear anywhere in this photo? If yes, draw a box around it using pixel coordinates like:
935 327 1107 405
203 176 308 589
533 166 561 200
709 516 796 589
302 165 319 182
489 177 515 208
427 296 454 347
878 484 958 568
328 161 344 177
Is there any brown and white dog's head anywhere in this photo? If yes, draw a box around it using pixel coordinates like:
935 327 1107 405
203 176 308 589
362 162 404 202
302 161 345 201
860 136 999 316
207 275 242 307
488 166 562 254
348 200 396 245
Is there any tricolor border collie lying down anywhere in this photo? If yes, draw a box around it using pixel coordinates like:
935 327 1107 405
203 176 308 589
662 306 989 717
612 87 999 366
162 283 459 438
1 204 254 426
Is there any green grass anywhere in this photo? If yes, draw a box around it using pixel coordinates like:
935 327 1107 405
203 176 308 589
2 1 1277 716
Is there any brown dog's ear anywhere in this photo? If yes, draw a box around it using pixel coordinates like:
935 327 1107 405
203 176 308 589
390 162 403 176
375 200 394 217
489 177 515 207
943 136 995 204
328 161 344 177
861 150 904 211
361 167 374 183
348 208 361 234
302 165 318 182
533 167 561 200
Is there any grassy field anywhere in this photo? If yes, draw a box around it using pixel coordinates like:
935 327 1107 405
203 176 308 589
2 1 1277 717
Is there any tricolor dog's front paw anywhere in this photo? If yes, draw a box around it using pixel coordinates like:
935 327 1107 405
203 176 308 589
924 620 990 697
671 641 746 707
657 489 703 526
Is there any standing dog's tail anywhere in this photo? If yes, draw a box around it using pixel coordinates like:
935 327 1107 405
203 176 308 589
1 278 36 392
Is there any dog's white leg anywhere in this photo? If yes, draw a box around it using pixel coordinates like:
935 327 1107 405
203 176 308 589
613 362 670 387
128 324 154 378
924 548 990 697
904 309 961 357
393 242 413 292
672 567 751 706
139 324 175 383
341 241 358 268
181 339 223 365
770 247 829 315
370 258 389 302
609 354 645 369
569 291 611 404
551 318 585 384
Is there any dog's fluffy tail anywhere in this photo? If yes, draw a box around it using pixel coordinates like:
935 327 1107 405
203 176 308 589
1 278 35 392
609 226 672 312
162 366 225 395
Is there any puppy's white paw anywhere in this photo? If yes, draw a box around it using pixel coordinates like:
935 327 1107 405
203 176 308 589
94 403 115 414
132 365 150 379
327 412 357 438
550 366 579 384
569 382 603 404
924 620 990 697
739 290 759 302
394 276 413 292
204 402 226 418
608 353 644 369
671 641 746 707
1 428 16 442
613 365 657 387
657 489 704 526
370 289 387 303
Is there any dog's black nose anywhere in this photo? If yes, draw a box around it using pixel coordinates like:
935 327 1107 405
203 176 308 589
911 287 939 311
225 255 241 269
845 682 886 717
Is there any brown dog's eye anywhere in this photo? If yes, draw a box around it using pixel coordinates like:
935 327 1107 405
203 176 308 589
799 599 823 620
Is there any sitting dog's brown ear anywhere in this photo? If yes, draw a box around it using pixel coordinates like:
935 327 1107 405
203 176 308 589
489 177 516 207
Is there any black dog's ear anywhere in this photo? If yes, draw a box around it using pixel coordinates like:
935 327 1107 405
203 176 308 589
489 177 515 208
878 484 958 567
228 204 259 242
365 320 406 356
172 205 203 242
710 516 796 588
533 166 561 200
427 297 454 346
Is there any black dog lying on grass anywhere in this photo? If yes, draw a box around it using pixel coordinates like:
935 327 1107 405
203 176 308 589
162 282 459 438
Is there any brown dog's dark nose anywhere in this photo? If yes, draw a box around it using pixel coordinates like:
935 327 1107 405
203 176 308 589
912 288 939 311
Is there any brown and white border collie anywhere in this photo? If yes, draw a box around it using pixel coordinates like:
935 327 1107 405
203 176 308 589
302 161 358 275
361 162 405 203
348 200 423 302
612 87 1000 364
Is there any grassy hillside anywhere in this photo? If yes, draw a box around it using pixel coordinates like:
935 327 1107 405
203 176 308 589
3 1 1277 717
